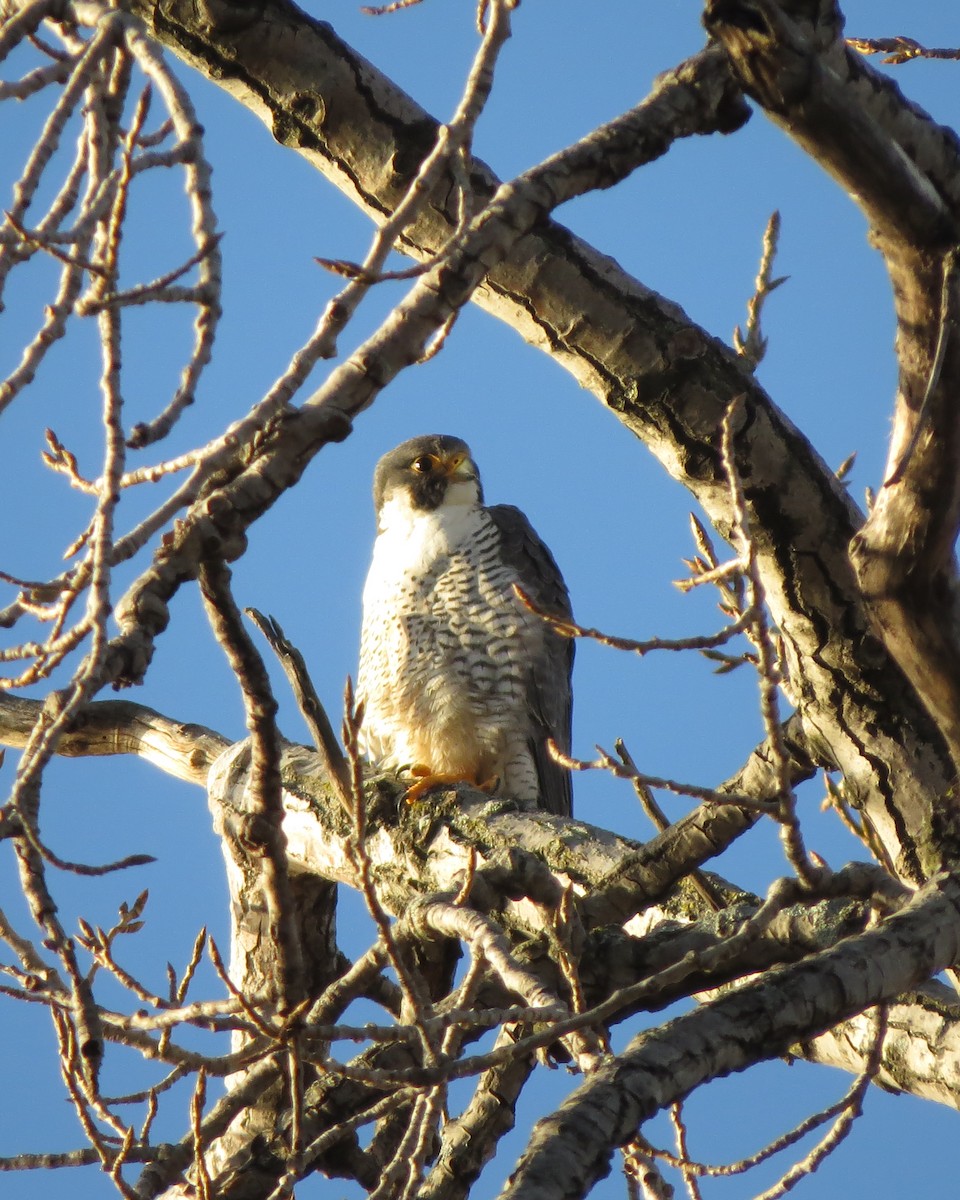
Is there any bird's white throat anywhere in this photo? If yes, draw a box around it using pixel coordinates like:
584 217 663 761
368 485 486 590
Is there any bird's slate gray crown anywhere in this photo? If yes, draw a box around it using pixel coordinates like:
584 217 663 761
357 434 574 816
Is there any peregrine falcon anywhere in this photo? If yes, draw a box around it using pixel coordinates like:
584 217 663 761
357 434 574 816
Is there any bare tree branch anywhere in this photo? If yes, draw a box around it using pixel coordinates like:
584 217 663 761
501 873 960 1200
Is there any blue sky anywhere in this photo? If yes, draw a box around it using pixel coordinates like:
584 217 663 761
2 1 959 1197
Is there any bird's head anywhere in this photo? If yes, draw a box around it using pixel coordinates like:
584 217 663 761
373 435 483 528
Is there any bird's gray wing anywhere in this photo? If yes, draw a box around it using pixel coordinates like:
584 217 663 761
488 504 574 817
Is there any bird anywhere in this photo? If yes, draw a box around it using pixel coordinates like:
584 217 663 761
357 434 574 816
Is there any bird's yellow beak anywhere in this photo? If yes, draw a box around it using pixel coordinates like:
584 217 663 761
441 451 470 478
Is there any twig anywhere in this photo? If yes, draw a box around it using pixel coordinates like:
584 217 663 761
549 741 774 812
622 1141 675 1200
369 1088 441 1200
847 35 960 64
820 773 897 876
120 20 221 447
190 1069 212 1200
615 740 726 912
205 936 276 1040
402 897 604 1069
198 560 305 1012
670 1101 703 1200
246 608 354 810
514 585 753 656
751 1006 888 1199
362 0 424 14
733 211 786 370
340 684 442 1067
312 0 516 359
719 399 823 887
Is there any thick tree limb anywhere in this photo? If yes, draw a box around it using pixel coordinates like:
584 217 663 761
706 0 960 846
703 0 960 247
0 693 227 785
802 981 960 1109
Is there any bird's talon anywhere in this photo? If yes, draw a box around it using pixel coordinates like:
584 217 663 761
403 770 497 804
404 771 469 804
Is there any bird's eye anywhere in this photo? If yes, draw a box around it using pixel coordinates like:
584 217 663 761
411 454 435 474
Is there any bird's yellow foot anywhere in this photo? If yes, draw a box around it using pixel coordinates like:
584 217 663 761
403 767 499 804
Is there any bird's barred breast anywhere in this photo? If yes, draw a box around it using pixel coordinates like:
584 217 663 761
358 505 543 788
